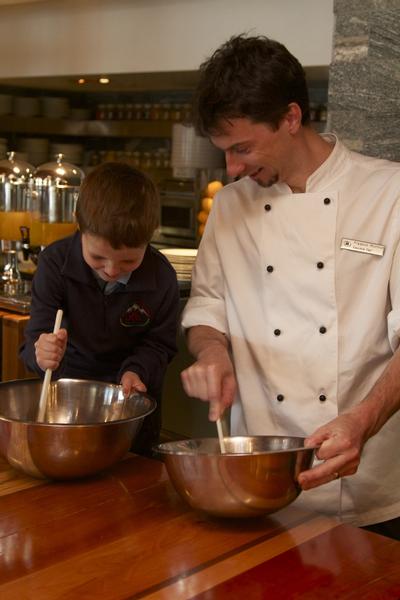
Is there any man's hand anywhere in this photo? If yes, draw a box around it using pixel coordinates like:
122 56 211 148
298 409 367 490
35 329 67 372
121 371 147 397
181 342 237 421
299 346 400 490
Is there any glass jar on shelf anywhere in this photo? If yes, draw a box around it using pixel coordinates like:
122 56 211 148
104 150 117 162
125 103 134 120
142 104 152 120
116 104 125 120
132 151 141 168
105 104 116 120
161 103 171 120
89 150 100 166
171 103 182 121
182 103 192 122
134 103 143 120
309 102 318 122
96 104 106 120
124 151 133 164
158 148 170 168
150 103 161 120
141 151 152 170
153 150 162 168
317 103 328 122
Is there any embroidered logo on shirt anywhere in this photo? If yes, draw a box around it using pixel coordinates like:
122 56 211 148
120 302 151 327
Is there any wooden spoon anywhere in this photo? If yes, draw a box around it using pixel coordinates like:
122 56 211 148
216 417 227 454
37 309 63 422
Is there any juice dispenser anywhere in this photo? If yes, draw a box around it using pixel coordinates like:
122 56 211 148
29 153 84 249
0 151 35 283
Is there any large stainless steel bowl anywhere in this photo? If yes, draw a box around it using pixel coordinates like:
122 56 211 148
0 378 156 479
156 436 315 518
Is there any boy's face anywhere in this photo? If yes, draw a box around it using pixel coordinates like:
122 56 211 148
81 233 146 282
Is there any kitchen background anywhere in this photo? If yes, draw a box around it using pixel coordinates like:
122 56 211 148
1 0 398 440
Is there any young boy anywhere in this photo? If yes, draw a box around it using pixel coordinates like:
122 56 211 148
20 161 180 455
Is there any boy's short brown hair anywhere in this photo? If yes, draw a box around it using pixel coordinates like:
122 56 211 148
75 162 159 248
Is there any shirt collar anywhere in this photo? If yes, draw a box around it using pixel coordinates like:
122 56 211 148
306 133 350 192
92 270 131 287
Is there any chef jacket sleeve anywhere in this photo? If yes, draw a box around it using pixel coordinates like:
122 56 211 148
181 207 229 336
387 217 400 352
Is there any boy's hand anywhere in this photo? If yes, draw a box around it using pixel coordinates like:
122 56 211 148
121 371 147 397
35 329 67 372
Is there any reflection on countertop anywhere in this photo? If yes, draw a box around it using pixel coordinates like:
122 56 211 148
0 280 31 314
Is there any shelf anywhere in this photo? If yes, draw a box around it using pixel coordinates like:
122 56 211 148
0 116 173 138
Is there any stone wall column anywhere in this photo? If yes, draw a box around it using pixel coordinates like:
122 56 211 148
328 0 400 160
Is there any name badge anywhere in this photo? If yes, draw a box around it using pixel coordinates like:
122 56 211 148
340 238 385 257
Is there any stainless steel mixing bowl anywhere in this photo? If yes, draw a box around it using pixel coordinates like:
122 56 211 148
0 378 156 479
156 436 315 518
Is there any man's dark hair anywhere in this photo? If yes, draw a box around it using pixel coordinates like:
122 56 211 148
193 34 310 135
76 162 159 249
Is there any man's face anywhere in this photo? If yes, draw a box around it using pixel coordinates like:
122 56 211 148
210 117 291 188
81 233 146 282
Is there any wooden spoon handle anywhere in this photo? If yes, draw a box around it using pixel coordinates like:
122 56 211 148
37 309 63 422
216 418 226 454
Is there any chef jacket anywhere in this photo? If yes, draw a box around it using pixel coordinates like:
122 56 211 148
20 231 180 401
182 134 400 527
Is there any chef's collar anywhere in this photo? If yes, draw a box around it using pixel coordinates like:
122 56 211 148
306 133 350 192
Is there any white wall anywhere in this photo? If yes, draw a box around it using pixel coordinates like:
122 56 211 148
0 0 334 77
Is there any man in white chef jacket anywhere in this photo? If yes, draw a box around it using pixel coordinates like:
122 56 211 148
181 34 400 539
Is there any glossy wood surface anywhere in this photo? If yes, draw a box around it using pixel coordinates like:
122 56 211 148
2 313 36 381
0 454 399 599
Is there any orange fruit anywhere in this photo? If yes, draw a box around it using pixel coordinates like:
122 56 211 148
197 210 208 224
205 180 223 198
201 197 213 212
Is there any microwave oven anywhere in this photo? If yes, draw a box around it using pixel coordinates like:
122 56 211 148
152 178 199 248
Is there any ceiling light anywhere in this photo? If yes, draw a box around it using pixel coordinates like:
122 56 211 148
77 78 86 85
99 77 110 85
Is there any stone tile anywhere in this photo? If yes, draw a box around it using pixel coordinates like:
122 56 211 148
328 108 367 140
364 115 400 140
330 0 400 160
333 12 369 39
335 0 400 14
328 63 369 109
369 9 400 61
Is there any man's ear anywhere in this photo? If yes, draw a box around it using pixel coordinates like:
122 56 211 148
285 102 302 134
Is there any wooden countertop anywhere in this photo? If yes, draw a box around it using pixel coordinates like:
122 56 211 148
0 454 399 599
